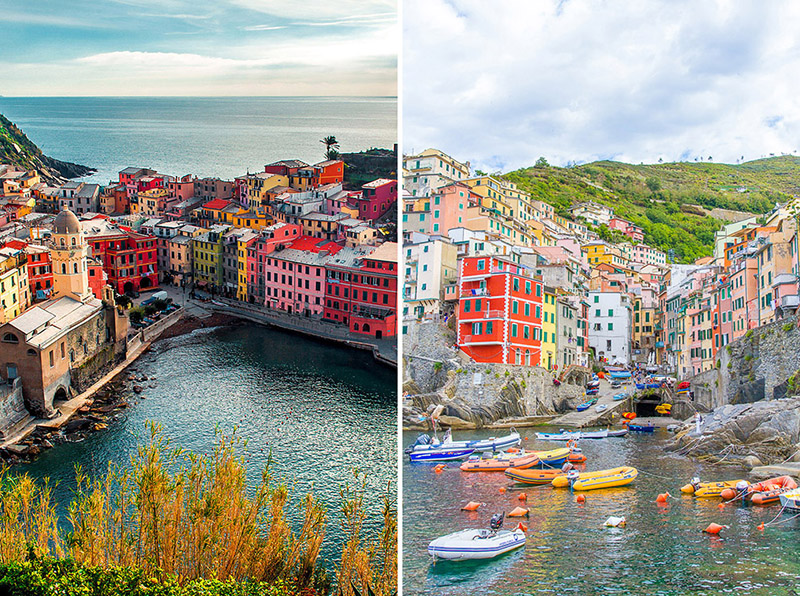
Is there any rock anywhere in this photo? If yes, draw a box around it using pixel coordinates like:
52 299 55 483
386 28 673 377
133 385 143 394
140 375 148 381
743 455 763 469
438 415 477 430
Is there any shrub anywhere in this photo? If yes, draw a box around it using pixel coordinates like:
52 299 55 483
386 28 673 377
716 360 721 369
504 371 510 377
784 322 794 333
433 362 443 372
152 298 169 311
115 295 132 309
744 354 753 362
143 304 158 316
128 307 144 325
727 362 732 369
745 329 754 339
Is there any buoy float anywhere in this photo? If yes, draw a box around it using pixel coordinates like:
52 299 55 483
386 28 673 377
508 507 530 517
461 501 481 511
524 436 529 440
518 493 528 501
757 523 765 531
656 492 669 503
516 522 528 532
717 502 725 509
703 523 724 535
576 495 586 504
507 448 519 453
499 487 506 494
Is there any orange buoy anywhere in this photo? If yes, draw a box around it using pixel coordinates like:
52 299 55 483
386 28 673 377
516 522 528 532
757 523 765 531
720 488 736 500
508 507 529 517
507 447 519 453
461 501 481 511
499 487 506 494
524 436 529 440
518 493 528 501
576 495 586 503
717 502 725 509
703 523 724 535
656 493 669 503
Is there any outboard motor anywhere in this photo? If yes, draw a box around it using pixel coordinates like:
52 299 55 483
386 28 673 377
567 469 580 489
404 433 431 454
691 476 701 492
489 512 504 532
735 480 749 498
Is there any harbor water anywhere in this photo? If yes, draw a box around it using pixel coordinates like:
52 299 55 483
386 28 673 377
403 429 800 595
19 325 397 567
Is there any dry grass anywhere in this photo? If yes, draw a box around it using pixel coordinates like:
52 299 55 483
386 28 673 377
0 423 397 595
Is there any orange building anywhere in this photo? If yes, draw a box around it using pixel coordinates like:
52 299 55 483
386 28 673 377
457 255 544 366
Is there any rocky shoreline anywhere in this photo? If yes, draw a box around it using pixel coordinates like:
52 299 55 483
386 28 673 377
0 314 240 466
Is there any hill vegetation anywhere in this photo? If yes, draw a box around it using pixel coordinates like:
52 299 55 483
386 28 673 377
503 156 800 262
0 113 94 183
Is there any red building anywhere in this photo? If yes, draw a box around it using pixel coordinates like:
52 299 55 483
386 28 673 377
457 255 544 366
316 160 344 185
354 178 397 222
323 242 397 338
82 216 158 295
87 261 108 300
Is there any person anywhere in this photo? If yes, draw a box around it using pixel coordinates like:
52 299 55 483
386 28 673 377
695 411 703 434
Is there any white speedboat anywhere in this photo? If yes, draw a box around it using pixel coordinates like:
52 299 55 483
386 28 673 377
779 488 800 511
407 429 521 454
428 528 526 561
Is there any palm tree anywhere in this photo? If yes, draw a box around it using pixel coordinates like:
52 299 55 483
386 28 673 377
320 135 340 160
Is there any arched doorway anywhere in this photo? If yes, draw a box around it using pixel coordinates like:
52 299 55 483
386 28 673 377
362 323 371 333
54 387 68 402
123 281 135 295
140 277 153 289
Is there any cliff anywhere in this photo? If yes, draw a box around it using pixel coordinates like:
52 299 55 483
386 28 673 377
0 113 95 184
341 147 397 189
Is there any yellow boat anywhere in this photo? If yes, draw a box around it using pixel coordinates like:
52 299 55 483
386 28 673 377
552 466 638 491
532 447 571 466
680 479 748 498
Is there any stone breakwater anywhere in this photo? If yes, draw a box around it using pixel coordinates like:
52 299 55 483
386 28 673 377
666 397 800 470
403 319 584 429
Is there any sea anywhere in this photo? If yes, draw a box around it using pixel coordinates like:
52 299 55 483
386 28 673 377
0 96 397 184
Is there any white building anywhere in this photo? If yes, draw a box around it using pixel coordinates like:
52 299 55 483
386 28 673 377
569 201 614 226
588 291 632 365
403 234 458 317
403 149 470 197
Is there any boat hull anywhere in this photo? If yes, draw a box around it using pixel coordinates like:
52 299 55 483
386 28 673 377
460 453 540 472
428 529 526 561
505 468 564 485
779 489 800 511
409 431 521 454
534 447 571 467
408 448 475 462
552 466 638 490
680 480 746 498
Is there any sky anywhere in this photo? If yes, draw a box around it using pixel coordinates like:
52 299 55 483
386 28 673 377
0 0 397 96
403 0 800 171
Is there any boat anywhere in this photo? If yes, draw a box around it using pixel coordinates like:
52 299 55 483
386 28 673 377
535 431 581 441
580 429 609 439
778 489 800 511
613 393 627 401
460 452 540 472
628 423 655 432
577 398 598 412
680 478 748 498
406 429 521 455
428 513 526 561
505 467 565 485
720 476 798 504
608 370 632 379
534 447 571 466
552 466 638 490
596 404 608 413
635 383 646 390
409 447 476 462
607 428 628 437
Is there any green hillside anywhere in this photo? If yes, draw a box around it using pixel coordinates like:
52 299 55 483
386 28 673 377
0 113 94 183
503 156 800 262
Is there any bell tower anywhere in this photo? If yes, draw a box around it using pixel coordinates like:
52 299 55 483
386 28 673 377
51 208 92 302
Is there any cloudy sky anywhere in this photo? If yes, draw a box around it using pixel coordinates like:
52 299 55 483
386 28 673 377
0 0 396 96
404 0 800 171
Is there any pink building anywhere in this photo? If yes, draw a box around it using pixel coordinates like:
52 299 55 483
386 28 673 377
428 182 478 236
262 236 342 315
354 178 397 222
168 175 195 203
609 217 645 243
246 223 303 304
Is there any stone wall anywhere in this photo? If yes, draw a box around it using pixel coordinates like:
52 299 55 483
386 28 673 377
0 378 28 438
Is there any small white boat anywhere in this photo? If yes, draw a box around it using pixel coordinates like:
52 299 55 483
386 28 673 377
779 489 800 511
604 516 626 527
428 528 526 560
596 404 608 413
407 429 521 454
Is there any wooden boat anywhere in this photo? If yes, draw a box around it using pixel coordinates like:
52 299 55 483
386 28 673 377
720 476 799 505
460 452 540 472
505 467 565 485
552 466 638 491
428 528 526 560
680 479 747 498
778 489 800 511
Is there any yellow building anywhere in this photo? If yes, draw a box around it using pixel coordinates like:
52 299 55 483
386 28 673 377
0 247 30 325
131 188 169 217
192 226 229 289
232 209 271 231
582 241 630 268
241 173 289 208
541 286 558 370
236 230 257 301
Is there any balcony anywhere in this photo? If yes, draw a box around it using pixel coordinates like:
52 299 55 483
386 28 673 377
460 335 503 346
781 294 800 310
461 287 490 297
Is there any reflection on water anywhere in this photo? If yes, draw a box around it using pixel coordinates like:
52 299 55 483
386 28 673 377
19 325 397 567
404 429 800 595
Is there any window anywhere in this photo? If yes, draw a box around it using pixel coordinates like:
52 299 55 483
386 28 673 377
477 259 485 271
464 301 471 313
511 323 518 337
596 309 601 317
475 299 482 312
594 295 599 303
472 322 482 335
608 323 614 331
512 301 518 314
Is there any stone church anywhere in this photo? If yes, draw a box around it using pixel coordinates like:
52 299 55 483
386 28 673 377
0 208 128 421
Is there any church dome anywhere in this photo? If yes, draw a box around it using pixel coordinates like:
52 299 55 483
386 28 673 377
53 209 81 234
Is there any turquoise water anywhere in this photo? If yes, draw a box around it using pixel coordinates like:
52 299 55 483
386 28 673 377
403 429 800 595
0 96 396 184
19 325 397 567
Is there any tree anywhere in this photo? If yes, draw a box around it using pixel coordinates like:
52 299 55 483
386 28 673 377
320 135 340 160
535 156 550 168
645 177 661 192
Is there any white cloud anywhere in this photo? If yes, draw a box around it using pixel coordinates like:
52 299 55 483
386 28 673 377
404 0 800 171
230 0 395 21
